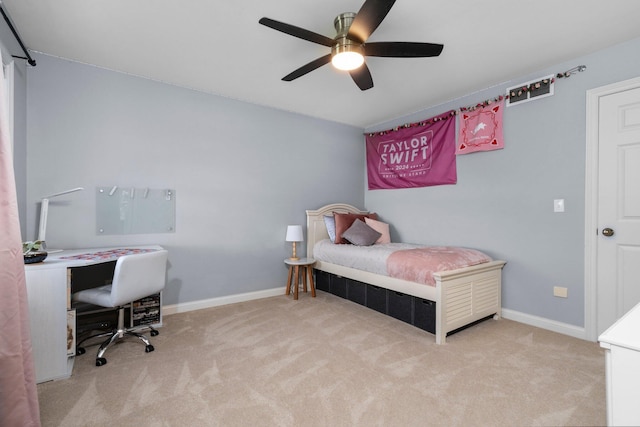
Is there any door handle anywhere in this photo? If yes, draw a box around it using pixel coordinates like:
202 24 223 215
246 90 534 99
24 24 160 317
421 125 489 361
602 228 615 237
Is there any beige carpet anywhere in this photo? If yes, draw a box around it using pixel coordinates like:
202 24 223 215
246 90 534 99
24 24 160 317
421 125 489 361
37 291 606 426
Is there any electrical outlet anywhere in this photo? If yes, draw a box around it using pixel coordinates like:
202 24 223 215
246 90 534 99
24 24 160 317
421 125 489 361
553 286 568 298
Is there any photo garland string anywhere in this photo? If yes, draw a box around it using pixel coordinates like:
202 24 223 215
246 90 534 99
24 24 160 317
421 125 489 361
366 65 586 137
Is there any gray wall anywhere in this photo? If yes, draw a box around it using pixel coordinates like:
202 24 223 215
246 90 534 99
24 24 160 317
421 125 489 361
24 54 364 306
11 30 640 327
365 37 640 327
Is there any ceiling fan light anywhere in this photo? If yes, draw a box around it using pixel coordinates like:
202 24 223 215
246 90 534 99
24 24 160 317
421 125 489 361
331 40 365 71
332 51 364 70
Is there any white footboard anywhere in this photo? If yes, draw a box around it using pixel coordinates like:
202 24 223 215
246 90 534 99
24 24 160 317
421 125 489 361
434 260 505 344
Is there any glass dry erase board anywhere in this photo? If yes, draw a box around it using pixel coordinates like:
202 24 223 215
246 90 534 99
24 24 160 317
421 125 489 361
96 187 175 235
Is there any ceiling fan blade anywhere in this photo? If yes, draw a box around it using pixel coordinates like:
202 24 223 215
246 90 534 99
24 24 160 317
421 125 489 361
259 17 335 47
365 42 444 57
349 63 374 91
348 0 396 43
282 54 332 81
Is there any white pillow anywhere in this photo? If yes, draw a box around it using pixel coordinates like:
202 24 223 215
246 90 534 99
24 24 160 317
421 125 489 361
323 215 336 243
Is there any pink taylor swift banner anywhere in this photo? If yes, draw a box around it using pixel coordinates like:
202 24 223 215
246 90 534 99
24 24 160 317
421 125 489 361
456 100 505 155
366 111 457 190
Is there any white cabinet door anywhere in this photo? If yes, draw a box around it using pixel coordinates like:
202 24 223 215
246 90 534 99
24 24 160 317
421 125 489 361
607 346 640 426
25 268 70 383
600 302 640 425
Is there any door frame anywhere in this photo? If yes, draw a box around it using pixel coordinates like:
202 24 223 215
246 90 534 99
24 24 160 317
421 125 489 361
585 75 640 341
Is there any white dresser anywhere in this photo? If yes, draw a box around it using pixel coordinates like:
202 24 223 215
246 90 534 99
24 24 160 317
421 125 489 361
599 302 640 426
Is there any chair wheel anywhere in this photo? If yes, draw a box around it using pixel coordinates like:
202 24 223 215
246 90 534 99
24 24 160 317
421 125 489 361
145 344 154 353
76 347 86 355
150 330 159 336
96 358 107 366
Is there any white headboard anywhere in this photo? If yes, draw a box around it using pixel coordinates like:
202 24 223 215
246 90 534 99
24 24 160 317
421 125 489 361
305 203 368 258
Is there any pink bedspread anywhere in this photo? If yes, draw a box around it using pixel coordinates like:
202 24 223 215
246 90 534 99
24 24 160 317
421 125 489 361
386 246 492 286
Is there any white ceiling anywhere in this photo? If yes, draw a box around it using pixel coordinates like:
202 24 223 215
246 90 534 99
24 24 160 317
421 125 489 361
3 0 640 128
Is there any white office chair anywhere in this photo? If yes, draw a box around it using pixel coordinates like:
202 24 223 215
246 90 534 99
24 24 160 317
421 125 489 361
73 249 168 366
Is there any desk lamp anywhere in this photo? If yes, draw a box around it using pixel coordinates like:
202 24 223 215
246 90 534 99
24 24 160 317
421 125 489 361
38 187 84 242
285 225 303 261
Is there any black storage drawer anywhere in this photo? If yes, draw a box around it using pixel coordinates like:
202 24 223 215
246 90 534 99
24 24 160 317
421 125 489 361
330 275 348 298
366 284 387 314
413 297 436 333
315 269 331 292
388 291 413 324
346 279 366 306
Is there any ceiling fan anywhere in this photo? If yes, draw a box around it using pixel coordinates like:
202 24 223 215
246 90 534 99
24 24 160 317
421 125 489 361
259 0 444 91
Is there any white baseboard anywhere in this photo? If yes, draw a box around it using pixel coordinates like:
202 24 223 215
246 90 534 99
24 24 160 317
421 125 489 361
163 292 590 342
501 308 589 341
162 287 286 316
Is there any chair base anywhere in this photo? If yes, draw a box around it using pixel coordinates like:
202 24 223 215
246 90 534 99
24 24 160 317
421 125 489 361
75 306 158 366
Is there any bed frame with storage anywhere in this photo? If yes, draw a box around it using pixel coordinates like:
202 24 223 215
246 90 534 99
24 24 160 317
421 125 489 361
306 203 506 344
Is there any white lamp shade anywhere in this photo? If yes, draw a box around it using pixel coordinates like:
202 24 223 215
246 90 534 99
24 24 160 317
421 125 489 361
285 225 303 242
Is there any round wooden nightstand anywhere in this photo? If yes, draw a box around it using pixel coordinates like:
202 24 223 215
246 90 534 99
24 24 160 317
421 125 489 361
284 258 316 300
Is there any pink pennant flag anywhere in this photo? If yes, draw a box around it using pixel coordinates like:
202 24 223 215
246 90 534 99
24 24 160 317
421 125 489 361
456 100 505 155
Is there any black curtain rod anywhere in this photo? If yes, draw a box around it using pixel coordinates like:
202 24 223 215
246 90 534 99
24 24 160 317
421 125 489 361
0 4 36 66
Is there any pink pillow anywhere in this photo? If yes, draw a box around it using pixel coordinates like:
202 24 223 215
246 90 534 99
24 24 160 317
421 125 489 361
365 217 391 244
333 212 378 244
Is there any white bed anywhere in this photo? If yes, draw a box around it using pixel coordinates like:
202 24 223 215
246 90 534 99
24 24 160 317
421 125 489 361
306 203 506 344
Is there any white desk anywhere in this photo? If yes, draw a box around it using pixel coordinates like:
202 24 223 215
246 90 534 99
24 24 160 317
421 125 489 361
24 245 163 383
599 302 640 426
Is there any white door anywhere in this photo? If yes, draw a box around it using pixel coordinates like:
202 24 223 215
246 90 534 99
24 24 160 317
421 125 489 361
595 85 640 335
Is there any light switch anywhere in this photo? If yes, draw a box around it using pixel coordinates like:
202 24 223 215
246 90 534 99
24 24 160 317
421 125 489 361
553 199 565 213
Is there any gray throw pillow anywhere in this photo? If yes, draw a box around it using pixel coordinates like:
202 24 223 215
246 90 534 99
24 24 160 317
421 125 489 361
342 218 382 246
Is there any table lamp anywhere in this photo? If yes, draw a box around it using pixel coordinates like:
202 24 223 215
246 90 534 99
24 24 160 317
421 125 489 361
38 187 84 242
285 225 303 261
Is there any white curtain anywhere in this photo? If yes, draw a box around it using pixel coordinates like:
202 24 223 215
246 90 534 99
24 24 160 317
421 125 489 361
0 54 41 426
